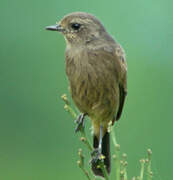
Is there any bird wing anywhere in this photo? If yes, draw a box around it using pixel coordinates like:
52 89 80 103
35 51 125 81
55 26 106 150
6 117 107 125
88 43 127 122
113 44 127 122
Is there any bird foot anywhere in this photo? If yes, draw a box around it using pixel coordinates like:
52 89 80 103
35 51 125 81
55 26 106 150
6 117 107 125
90 148 105 165
75 114 85 132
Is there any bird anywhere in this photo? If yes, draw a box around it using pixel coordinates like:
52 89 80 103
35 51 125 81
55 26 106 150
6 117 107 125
46 12 127 177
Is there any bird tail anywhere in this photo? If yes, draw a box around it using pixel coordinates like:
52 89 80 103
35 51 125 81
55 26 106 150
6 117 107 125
91 131 111 177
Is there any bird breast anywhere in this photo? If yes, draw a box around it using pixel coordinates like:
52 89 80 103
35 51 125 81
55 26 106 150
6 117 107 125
65 47 119 121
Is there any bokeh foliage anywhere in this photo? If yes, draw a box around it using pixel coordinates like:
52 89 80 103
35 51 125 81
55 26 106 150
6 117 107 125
0 0 172 179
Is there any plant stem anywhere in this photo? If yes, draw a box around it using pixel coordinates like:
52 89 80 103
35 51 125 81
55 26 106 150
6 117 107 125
146 149 152 180
100 161 109 180
77 149 93 180
80 134 93 152
111 125 121 180
139 159 145 180
77 160 92 180
62 95 92 152
111 123 118 147
114 145 121 180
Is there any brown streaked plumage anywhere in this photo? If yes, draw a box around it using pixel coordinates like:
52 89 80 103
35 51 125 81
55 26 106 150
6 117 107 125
46 12 127 177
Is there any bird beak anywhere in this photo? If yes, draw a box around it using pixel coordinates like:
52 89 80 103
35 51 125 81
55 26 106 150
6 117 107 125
45 24 64 32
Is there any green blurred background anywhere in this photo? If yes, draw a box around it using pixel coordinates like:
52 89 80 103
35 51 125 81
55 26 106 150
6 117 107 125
0 0 172 179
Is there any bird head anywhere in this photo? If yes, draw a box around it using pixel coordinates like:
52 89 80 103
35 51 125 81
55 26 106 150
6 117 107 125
46 12 109 46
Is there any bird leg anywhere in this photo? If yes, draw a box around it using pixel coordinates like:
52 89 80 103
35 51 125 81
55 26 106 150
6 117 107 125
91 125 104 164
75 113 86 132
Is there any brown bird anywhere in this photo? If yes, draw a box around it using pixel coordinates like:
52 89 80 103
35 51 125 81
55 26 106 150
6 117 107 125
46 12 127 177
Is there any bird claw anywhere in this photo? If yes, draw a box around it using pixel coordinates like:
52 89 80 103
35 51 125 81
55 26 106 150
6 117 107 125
75 114 85 132
90 148 105 165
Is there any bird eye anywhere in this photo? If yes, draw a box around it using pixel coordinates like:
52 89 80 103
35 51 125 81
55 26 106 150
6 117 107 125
71 23 81 30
